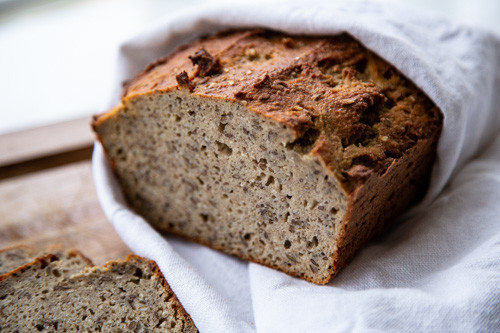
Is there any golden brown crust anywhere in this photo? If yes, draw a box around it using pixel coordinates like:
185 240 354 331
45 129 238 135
112 29 441 192
331 134 439 281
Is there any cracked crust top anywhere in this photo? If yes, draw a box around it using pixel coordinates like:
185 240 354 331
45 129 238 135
115 29 442 192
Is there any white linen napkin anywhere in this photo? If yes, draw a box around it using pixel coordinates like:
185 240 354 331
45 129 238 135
93 0 500 331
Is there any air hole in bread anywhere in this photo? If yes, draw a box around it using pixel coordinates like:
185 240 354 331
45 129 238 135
215 141 232 155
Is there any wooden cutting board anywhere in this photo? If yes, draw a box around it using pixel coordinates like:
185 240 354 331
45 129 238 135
0 118 130 265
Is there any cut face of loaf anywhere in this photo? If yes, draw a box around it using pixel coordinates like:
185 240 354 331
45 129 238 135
0 254 198 332
93 30 442 284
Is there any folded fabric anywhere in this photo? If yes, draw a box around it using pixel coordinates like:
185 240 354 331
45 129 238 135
93 0 500 331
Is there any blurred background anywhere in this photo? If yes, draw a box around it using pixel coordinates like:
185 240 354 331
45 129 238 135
0 0 499 135
0 0 498 279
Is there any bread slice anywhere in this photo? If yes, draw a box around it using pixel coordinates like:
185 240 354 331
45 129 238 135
0 245 34 275
0 245 92 275
0 245 92 277
93 29 442 284
0 254 198 332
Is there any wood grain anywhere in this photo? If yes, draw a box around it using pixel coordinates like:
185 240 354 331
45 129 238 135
0 117 94 166
0 160 130 265
0 146 93 181
0 117 94 180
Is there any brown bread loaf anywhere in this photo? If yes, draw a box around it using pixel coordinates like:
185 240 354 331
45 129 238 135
93 29 442 284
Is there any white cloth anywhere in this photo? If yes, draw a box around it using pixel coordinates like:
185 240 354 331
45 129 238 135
93 1 500 331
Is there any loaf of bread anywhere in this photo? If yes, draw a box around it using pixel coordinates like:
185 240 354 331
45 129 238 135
93 29 442 284
0 252 198 332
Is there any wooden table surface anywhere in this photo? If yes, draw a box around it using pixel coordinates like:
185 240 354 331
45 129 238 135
0 118 130 265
